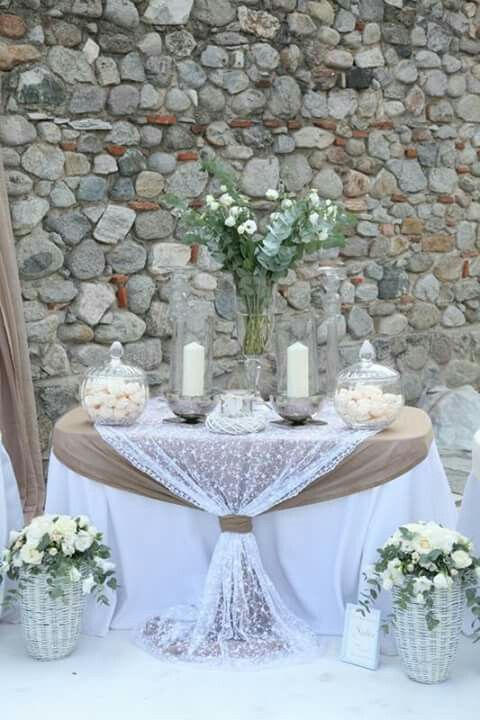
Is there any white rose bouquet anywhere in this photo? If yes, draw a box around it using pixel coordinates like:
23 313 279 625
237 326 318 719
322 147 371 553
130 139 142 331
0 514 117 605
361 521 480 634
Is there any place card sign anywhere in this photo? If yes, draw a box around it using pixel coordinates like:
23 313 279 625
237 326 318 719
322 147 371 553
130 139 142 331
340 603 381 671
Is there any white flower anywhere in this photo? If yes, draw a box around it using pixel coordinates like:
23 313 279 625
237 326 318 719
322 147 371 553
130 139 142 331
451 549 472 569
433 573 451 589
413 577 432 594
265 189 279 201
208 201 219 211
53 516 77 539
224 215 236 228
308 190 320 207
19 544 43 566
8 530 21 545
62 539 75 557
95 557 115 574
48 548 58 556
309 212 319 225
230 206 241 218
237 223 246 235
281 199 293 209
220 185 228 192
219 193 234 207
243 220 257 235
76 516 89 529
25 516 53 545
475 566 480 579
74 531 94 553
69 567 82 582
317 229 328 242
82 575 95 595
415 593 425 604
382 576 393 591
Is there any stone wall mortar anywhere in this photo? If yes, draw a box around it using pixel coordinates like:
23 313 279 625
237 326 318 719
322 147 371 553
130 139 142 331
0 0 479 456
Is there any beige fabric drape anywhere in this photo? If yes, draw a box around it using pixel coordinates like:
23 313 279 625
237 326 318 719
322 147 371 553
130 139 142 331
0 157 44 518
52 407 433 526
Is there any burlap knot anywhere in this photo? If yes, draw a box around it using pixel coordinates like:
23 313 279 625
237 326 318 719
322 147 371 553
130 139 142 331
219 515 253 534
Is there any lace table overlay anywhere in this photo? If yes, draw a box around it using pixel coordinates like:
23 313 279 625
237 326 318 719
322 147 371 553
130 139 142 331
98 400 376 667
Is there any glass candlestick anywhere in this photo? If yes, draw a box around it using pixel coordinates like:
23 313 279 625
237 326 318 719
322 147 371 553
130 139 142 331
318 264 346 404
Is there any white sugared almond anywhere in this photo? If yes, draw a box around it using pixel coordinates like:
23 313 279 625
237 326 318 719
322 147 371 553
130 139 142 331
336 384 402 426
83 379 145 424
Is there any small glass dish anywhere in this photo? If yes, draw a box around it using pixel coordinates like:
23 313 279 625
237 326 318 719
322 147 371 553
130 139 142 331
165 393 217 424
81 341 148 426
271 395 323 426
334 341 404 430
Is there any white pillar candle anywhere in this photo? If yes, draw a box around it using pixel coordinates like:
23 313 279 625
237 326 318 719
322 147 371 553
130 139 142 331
182 341 205 397
287 342 309 398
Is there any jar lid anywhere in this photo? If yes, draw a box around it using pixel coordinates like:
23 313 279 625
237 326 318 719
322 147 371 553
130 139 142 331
85 341 145 381
337 340 400 385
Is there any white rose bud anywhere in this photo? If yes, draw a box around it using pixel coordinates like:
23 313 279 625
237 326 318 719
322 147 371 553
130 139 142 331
451 550 472 569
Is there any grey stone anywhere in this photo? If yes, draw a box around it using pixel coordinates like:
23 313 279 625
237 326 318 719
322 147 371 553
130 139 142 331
359 0 384 21
71 0 103 17
308 0 334 25
414 273 440 303
94 205 136 245
48 47 94 84
347 306 374 339
325 50 353 70
163 125 195 151
268 76 302 119
215 275 235 321
138 32 163 56
120 52 145 82
355 47 384 68
287 281 311 310
177 60 207 89
386 159 427 192
38 122 62 145
222 70 249 95
17 67 66 107
458 95 480 122
118 148 147 176
11 196 49 236
382 22 409 45
6 169 33 196
108 85 140 115
241 157 279 198
238 6 280 39
135 209 175 240
442 306 466 328
201 45 229 68
58 324 95 344
231 89 265 115
166 162 208 198
77 176 108 202
107 240 147 274
394 60 417 84
74 282 116 326
99 33 135 55
409 302 440 330
95 56 120 86
148 152 176 174
427 22 450 54
446 364 480 389
51 181 76 208
68 239 105 280
423 70 448 97
104 0 140 28
106 121 140 146
141 126 164 148
408 253 434 273
23 301 48 323
376 313 408 336
42 344 70 377
416 50 441 69
110 177 135 202
165 87 191 112
46 211 91 245
192 0 235 25
145 300 171 336
165 31 196 58
144 0 194 25
135 171 165 199
94 154 118 175
38 277 78 304
252 43 279 71
145 56 174 87
328 89 357 119
378 266 409 299
454 279 479 303
39 378 80 420
302 91 328 118
148 243 191 274
280 154 312 192
69 85 106 114
335 9 355 32
294 127 335 149
312 168 343 199
22 143 64 180
123 338 162 370
26 315 58 344
429 168 457 194
17 231 64 279
0 115 36 145
288 12 316 36
127 275 156 314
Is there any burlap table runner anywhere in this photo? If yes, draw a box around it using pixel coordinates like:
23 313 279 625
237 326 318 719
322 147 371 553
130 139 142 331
52 406 433 529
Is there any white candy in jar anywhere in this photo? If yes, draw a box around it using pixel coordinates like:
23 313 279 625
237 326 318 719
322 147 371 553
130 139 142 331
83 377 145 424
336 385 402 426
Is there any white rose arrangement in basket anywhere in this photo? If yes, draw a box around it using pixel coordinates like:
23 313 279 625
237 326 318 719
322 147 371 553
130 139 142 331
0 514 117 661
360 521 480 684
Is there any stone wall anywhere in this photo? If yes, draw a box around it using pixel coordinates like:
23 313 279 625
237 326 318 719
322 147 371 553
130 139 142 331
1 0 480 459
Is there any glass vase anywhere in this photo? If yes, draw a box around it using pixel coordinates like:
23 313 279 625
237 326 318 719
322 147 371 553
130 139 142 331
235 274 276 397
318 264 346 405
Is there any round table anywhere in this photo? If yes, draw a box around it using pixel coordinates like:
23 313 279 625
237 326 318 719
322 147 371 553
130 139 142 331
0 441 23 614
46 403 457 666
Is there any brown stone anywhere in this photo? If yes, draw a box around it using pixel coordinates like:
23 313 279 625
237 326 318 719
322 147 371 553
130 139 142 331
438 195 455 204
146 114 177 125
230 119 253 128
422 235 454 253
0 42 41 70
255 78 272 89
335 137 347 146
313 119 337 131
190 245 200 264
456 165 470 174
0 14 26 38
352 130 368 138
190 124 207 135
343 170 369 198
327 147 349 164
392 193 407 202
463 260 470 278
405 147 417 159
344 198 368 212
60 142 77 151
401 217 424 235
263 119 284 129
433 256 464 282
128 200 160 211
370 120 394 130
106 144 126 156
381 223 395 236
287 119 302 130
177 151 198 161
455 142 465 150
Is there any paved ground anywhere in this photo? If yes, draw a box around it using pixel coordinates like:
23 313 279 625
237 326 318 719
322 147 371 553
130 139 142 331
1 624 479 720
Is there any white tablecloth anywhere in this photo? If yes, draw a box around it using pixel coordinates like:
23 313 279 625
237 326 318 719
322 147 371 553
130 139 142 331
46 440 457 638
0 443 23 612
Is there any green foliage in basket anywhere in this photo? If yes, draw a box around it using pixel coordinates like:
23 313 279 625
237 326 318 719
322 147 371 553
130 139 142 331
162 157 354 286
0 514 117 606
359 521 480 636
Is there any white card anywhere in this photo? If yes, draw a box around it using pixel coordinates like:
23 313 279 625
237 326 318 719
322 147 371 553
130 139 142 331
340 603 381 671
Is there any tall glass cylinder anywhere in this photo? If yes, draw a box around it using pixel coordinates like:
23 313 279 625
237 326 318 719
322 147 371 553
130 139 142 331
319 265 346 403
273 311 321 424
169 315 214 398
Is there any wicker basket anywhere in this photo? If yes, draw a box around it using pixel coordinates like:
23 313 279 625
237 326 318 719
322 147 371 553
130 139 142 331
392 581 465 684
19 568 87 661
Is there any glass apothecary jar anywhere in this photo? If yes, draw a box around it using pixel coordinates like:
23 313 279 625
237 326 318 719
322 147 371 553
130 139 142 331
81 341 148 425
334 340 404 430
